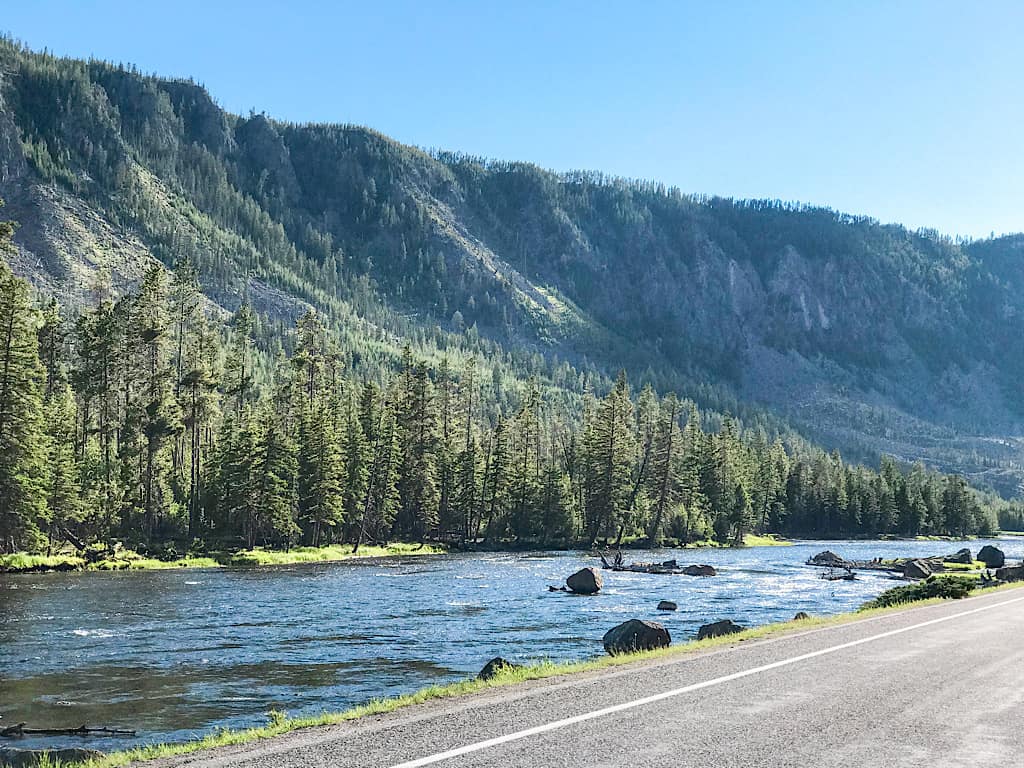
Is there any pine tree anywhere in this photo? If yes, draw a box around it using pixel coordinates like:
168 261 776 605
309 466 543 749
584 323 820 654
252 405 299 547
583 371 635 544
646 393 680 545
395 360 438 540
43 384 82 551
0 249 49 552
481 417 509 542
133 268 182 541
339 391 369 536
297 404 344 546
223 302 255 416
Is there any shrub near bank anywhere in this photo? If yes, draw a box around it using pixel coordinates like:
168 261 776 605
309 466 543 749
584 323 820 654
861 576 976 609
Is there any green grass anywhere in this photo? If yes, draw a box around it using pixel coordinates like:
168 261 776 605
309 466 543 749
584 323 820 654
45 579 1024 768
742 533 792 547
91 555 223 571
938 560 987 572
0 552 85 572
0 544 445 575
226 543 444 566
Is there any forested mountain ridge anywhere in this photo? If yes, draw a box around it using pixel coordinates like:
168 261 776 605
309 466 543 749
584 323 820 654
1 37 1023 495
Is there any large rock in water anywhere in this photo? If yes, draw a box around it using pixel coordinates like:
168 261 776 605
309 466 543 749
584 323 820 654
657 600 678 611
697 619 745 640
0 749 105 768
682 564 717 577
477 656 522 680
978 545 1005 569
602 619 671 655
566 566 603 594
903 559 933 579
807 550 848 567
944 548 973 565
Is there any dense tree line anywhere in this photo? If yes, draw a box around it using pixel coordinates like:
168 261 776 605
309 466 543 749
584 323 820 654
0 226 996 554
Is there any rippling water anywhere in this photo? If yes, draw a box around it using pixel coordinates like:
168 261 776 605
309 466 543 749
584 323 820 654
2 538 1020 750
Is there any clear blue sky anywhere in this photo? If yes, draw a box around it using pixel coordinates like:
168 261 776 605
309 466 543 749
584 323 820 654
4 1 1022 238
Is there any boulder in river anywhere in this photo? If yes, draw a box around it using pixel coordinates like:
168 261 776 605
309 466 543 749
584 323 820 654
566 566 603 594
682 564 717 577
806 550 849 568
944 548 973 565
0 749 105 768
657 600 678 611
978 545 1005 569
995 564 1024 583
697 619 745 641
602 619 671 655
792 611 811 621
903 559 933 579
477 656 523 681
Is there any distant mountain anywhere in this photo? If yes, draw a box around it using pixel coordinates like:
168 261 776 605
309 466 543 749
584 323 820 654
1 37 1021 494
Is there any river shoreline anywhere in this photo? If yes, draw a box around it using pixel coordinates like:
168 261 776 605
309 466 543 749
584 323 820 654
0 536 791 575
2 531 998 575
38 579 1024 768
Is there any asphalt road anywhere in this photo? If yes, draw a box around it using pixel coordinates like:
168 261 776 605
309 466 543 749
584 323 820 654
142 589 1024 767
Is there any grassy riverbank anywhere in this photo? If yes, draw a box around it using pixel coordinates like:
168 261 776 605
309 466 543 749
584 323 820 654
36 579 1024 768
0 535 791 575
0 544 445 574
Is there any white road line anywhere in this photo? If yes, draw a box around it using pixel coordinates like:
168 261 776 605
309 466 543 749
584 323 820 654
389 594 1024 768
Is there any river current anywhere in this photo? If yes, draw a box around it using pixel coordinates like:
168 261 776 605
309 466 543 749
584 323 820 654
2 538 1020 750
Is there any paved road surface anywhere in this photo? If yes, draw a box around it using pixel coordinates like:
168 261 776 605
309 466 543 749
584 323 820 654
143 589 1024 767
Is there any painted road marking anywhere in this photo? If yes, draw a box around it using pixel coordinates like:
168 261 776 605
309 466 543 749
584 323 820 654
389 594 1024 767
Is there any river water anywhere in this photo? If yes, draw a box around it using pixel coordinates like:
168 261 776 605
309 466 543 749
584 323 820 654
1 538 1020 751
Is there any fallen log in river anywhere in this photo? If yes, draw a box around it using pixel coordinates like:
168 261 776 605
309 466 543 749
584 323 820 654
599 552 716 576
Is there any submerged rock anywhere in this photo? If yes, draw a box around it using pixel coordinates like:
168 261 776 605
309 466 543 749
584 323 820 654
477 656 523 681
566 567 603 594
657 600 678 611
602 619 671 655
698 619 745 640
978 545 1005 569
682 564 716 577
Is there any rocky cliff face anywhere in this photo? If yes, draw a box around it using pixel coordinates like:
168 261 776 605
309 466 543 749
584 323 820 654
0 39 1021 494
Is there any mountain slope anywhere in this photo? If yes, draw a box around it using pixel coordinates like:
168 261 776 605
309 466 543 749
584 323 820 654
0 38 1021 494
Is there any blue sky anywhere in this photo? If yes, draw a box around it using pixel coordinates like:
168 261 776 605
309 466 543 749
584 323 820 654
4 1 1022 238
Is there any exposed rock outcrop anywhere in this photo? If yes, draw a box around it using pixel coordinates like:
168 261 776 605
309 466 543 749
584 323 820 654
697 619 745 641
995 564 1024 582
806 551 849 568
566 567 603 594
602 619 671 655
944 548 973 565
477 657 523 681
978 545 1005 569
903 559 933 579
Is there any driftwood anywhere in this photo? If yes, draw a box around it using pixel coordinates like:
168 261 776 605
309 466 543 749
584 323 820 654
599 551 714 576
1 723 136 738
819 567 857 581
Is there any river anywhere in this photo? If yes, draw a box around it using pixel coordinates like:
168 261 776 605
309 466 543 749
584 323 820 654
1 538 1020 751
